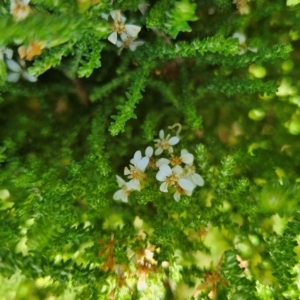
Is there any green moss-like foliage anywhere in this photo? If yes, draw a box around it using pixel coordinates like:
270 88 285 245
1 0 300 299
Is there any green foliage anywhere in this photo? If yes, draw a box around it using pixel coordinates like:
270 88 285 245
165 0 198 38
1 0 300 299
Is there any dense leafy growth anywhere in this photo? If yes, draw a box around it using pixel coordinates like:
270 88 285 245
1 0 300 299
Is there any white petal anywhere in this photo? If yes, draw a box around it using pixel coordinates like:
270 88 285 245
22 71 37 82
145 146 153 158
116 175 126 187
156 158 170 167
169 146 174 153
108 32 118 45
160 182 168 193
133 151 142 165
159 130 164 140
137 156 149 171
23 0 30 4
100 12 109 20
126 180 136 190
181 153 194 165
128 44 138 52
178 178 195 192
172 165 183 176
159 164 172 176
116 40 123 48
4 48 13 59
129 41 144 51
168 136 179 146
156 170 166 181
110 10 121 22
121 195 128 203
186 190 193 196
181 149 188 155
192 173 204 186
232 32 246 45
119 33 128 41
124 166 131 176
6 72 20 82
130 179 141 191
173 192 180 202
155 147 163 155
113 189 124 201
125 24 141 37
6 59 21 72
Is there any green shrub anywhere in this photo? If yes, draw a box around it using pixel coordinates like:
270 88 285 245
1 0 300 299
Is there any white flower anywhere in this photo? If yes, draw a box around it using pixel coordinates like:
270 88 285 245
156 164 195 201
0 47 13 61
233 0 250 15
5 59 37 82
183 164 204 187
113 175 136 203
125 150 149 190
128 245 157 291
232 32 257 55
107 10 142 45
10 0 31 21
156 149 194 167
116 33 144 55
154 129 180 155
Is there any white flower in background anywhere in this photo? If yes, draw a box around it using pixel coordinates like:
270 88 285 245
106 10 142 45
183 164 204 187
233 0 250 15
156 164 195 201
135 247 157 266
113 175 136 203
232 32 246 45
116 33 144 55
10 0 31 21
157 149 194 167
125 150 149 190
0 47 13 61
154 129 180 155
5 59 37 82
232 32 257 55
129 245 157 291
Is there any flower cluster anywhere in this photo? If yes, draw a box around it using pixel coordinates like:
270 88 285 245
113 124 204 202
99 234 166 296
0 46 38 82
5 58 37 82
102 10 144 54
129 245 158 291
